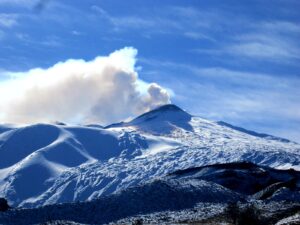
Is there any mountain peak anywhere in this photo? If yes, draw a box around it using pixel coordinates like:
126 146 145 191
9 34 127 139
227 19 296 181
106 104 193 134
152 104 185 112
131 104 191 123
127 104 193 134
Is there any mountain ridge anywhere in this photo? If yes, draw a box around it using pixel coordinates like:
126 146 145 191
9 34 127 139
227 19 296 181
1 162 300 225
217 121 292 143
0 104 299 208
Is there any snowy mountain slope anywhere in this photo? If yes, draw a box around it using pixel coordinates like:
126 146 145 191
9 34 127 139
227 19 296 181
0 162 246 225
0 163 299 225
0 174 243 225
0 104 299 208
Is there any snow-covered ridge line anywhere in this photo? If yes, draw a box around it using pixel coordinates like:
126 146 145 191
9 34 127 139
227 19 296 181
0 104 299 208
217 121 292 143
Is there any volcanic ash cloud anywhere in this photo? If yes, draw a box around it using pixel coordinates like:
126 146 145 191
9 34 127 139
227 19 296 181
0 47 171 125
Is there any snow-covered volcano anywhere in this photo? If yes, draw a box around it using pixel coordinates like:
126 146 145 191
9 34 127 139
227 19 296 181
0 104 299 208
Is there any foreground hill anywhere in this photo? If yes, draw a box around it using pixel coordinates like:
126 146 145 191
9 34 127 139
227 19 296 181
0 104 299 208
0 162 299 225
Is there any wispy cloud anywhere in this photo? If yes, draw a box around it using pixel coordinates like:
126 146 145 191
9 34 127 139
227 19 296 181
0 13 18 28
89 5 224 39
0 0 42 8
90 5 181 34
227 41 299 61
90 5 300 64
258 21 300 34
160 7 300 63
14 32 62 48
225 20 300 62
39 35 62 47
183 32 216 41
91 5 155 29
193 30 300 63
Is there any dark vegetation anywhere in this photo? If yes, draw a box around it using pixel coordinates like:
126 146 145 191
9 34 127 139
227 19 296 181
0 198 10 212
224 202 300 225
170 161 300 196
225 202 266 225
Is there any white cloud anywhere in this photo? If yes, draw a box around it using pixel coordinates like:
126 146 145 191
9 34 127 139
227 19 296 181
228 42 300 60
0 14 18 28
193 32 300 63
0 47 171 125
227 32 300 61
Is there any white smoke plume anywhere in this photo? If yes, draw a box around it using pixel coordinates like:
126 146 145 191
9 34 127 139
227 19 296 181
0 47 171 125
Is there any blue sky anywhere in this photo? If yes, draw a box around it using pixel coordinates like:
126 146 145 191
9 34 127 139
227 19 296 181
0 0 299 142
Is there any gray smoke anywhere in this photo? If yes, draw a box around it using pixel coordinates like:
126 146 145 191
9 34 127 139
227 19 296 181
0 47 171 125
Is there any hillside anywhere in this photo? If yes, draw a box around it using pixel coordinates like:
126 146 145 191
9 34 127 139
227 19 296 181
0 162 300 224
0 104 299 208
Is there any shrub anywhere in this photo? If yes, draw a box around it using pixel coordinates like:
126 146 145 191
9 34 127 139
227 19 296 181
132 218 143 225
0 198 9 212
225 202 266 225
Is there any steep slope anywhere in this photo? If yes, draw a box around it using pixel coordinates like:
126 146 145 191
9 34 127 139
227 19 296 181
0 104 299 208
0 171 242 225
1 162 300 225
